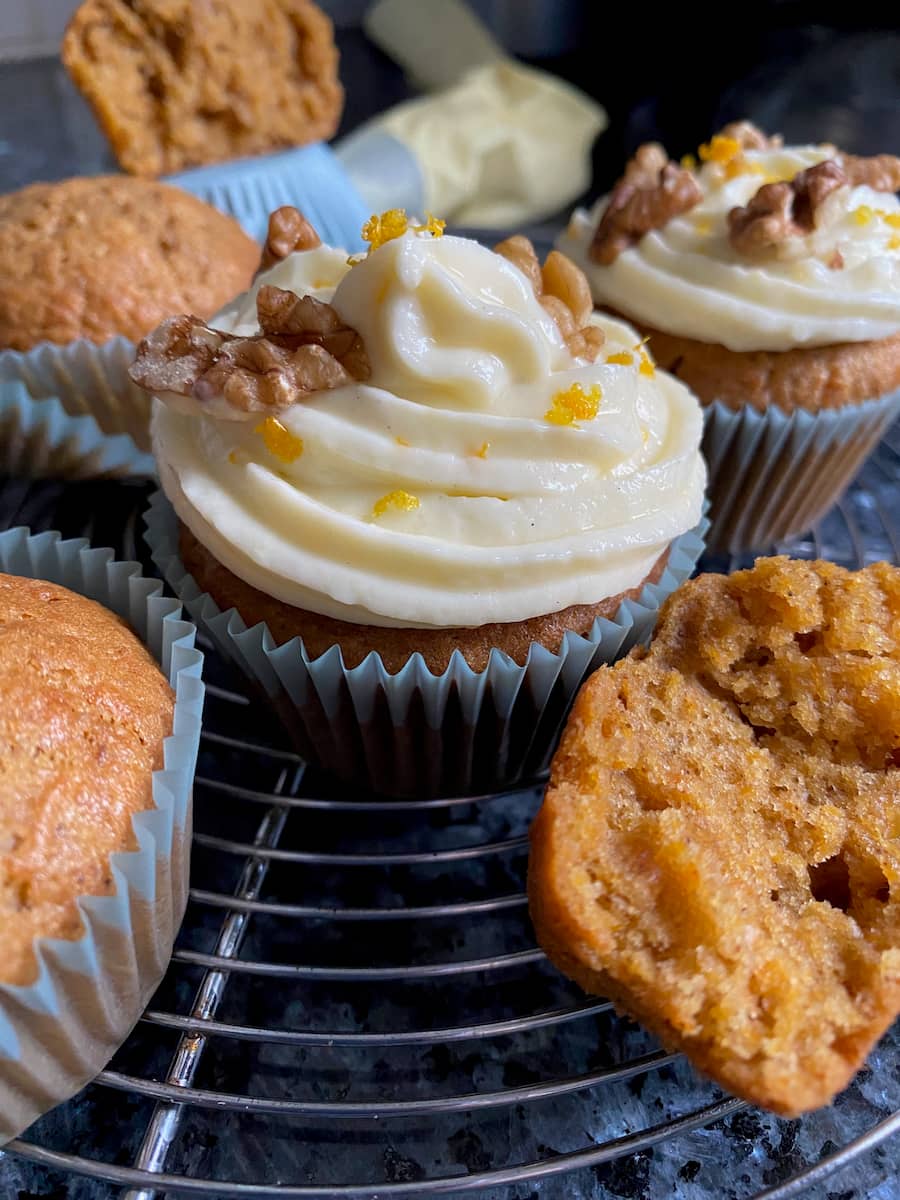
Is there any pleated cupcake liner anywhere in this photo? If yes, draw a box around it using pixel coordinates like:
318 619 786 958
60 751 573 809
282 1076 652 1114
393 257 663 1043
702 389 900 555
145 489 706 799
166 142 370 249
0 378 154 479
0 528 204 1145
0 337 154 467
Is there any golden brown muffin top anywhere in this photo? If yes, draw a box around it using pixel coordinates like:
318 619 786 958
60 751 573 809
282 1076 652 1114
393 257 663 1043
0 175 259 351
0 573 174 986
529 556 900 1116
62 0 343 177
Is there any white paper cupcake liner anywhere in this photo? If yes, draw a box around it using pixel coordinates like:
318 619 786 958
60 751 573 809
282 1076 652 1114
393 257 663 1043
0 337 154 466
0 527 204 1145
166 142 370 249
145 489 706 798
702 390 900 555
0 378 154 479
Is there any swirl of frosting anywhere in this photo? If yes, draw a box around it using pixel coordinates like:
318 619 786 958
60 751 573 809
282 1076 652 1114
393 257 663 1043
560 143 900 352
153 229 705 629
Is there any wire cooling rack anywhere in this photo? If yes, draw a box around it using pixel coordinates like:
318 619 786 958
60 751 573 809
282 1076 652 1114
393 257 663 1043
1 428 900 1200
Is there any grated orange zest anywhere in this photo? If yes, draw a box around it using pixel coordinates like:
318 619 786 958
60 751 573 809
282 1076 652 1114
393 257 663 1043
545 382 602 426
373 489 420 517
413 213 446 238
362 208 409 252
255 416 304 463
605 351 633 366
698 135 741 166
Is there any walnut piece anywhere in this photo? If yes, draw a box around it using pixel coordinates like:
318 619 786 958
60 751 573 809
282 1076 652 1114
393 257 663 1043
258 206 322 274
838 153 900 192
129 286 369 420
589 144 702 265
728 161 847 259
494 236 604 361
716 121 782 151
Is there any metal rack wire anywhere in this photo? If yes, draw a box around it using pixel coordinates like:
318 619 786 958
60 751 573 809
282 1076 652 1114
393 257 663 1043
1 428 900 1199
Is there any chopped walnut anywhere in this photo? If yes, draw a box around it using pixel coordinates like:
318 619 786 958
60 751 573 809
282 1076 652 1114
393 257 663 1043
715 121 782 151
129 286 369 420
589 144 702 265
494 236 604 361
258 206 322 274
838 153 900 193
727 161 848 259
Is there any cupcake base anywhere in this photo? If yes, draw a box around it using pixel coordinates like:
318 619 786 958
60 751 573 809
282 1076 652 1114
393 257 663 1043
147 490 706 798
179 521 669 673
602 309 900 554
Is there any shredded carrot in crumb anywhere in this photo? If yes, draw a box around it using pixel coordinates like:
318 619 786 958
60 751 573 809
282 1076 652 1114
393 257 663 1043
255 416 303 463
474 442 490 459
373 489 419 517
605 351 633 366
545 383 602 426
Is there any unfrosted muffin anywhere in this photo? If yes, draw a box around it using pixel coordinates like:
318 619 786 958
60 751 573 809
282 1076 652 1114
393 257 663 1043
0 572 174 986
136 207 706 795
529 556 900 1116
560 123 900 551
0 176 259 350
0 175 259 460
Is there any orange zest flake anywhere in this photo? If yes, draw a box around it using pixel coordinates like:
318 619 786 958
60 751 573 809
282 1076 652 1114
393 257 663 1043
255 416 304 463
680 153 697 170
474 441 490 459
693 216 714 235
372 489 420 518
853 205 875 226
889 234 900 252
413 213 446 238
884 213 900 230
228 450 240 465
544 382 602 426
635 340 655 377
361 208 409 252
698 135 741 166
724 157 765 181
605 350 633 366
395 436 410 447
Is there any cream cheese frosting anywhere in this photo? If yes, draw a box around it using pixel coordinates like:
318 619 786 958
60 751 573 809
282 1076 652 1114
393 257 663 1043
560 143 900 353
152 228 705 629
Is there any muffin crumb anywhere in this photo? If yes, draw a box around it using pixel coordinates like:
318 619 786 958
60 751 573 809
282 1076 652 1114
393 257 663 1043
529 557 900 1116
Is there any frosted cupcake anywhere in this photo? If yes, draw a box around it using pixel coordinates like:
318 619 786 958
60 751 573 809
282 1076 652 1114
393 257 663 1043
560 123 900 552
137 208 706 796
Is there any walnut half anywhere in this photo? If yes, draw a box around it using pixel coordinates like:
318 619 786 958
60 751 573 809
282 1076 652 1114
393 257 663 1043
494 236 604 361
258 206 322 274
715 121 783 151
589 144 702 265
129 286 369 420
838 153 900 193
727 160 847 259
